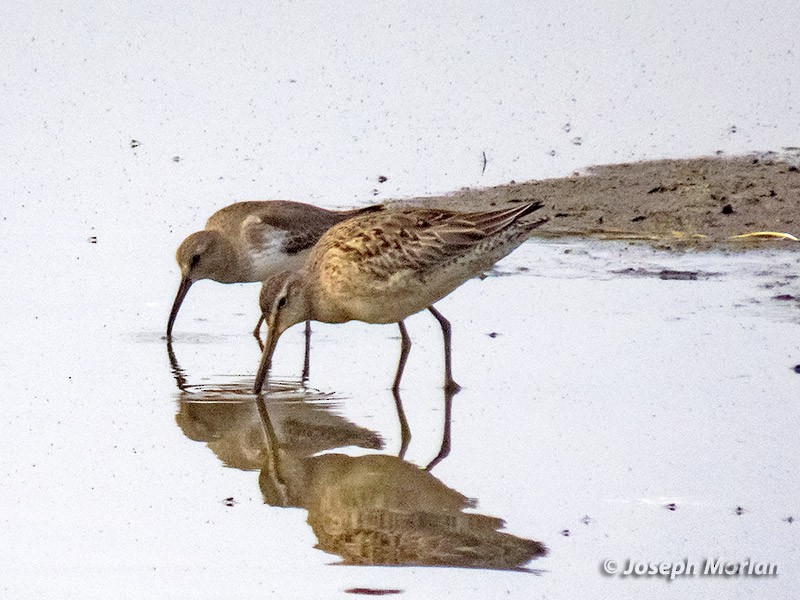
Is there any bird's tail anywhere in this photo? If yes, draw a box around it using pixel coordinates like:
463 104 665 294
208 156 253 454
463 200 546 234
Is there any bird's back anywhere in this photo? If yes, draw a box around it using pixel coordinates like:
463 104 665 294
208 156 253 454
308 202 546 323
203 200 383 282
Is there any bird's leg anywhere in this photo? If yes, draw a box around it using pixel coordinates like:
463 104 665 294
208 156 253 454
425 384 454 471
427 306 461 393
392 321 412 458
301 320 312 381
252 314 264 341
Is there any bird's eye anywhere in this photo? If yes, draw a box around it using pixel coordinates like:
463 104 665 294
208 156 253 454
190 254 201 268
277 296 287 309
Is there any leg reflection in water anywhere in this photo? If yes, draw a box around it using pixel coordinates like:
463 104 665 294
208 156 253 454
391 381 455 471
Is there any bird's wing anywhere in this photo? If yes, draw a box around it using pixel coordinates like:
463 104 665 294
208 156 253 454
323 203 542 277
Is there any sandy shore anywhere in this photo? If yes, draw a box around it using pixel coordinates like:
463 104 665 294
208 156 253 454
400 150 800 250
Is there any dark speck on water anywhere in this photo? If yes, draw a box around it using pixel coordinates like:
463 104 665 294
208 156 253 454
345 589 403 596
660 270 699 281
665 503 677 511
611 268 709 281
792 365 800 374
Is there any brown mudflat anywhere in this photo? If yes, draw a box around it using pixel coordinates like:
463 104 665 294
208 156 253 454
400 152 800 249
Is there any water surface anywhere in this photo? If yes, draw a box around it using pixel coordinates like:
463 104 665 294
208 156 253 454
3 237 798 598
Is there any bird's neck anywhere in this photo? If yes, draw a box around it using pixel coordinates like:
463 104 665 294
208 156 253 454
306 275 349 324
212 238 249 283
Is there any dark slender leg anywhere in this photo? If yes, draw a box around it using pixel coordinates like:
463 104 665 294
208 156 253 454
425 385 454 470
253 327 264 352
252 314 264 340
427 306 461 393
301 320 312 381
392 321 412 392
392 321 412 457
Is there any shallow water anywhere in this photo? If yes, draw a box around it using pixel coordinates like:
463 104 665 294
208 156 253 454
3 235 798 598
4 2 800 596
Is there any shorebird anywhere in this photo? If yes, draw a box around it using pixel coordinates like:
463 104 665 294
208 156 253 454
253 201 547 395
167 200 383 374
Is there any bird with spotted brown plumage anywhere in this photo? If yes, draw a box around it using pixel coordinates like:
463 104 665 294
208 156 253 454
254 201 547 395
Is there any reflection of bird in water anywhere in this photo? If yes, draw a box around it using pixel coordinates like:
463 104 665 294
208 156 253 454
168 340 383 470
176 396 383 471
259 451 546 570
166 200 383 378
257 402 547 570
169 342 546 570
254 201 547 394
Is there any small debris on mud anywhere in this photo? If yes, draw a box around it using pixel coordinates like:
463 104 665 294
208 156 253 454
648 184 680 194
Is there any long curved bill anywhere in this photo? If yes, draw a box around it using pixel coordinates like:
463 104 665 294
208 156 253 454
166 275 193 338
254 321 280 395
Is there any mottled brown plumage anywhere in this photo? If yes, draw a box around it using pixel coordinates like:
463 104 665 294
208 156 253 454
254 201 547 394
302 454 548 569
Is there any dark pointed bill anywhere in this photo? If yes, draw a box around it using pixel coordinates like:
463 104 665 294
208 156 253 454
253 323 280 395
166 275 193 338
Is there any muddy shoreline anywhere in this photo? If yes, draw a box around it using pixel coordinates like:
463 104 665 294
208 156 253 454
399 151 800 250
